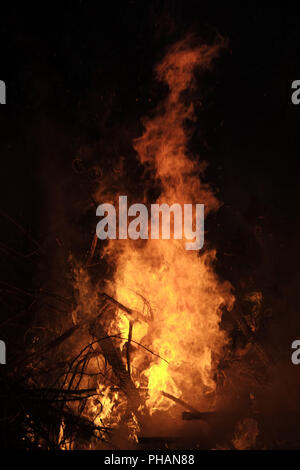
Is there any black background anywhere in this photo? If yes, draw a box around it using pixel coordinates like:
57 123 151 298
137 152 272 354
1 0 300 448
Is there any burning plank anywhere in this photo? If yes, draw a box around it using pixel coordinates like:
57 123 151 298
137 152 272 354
89 317 141 412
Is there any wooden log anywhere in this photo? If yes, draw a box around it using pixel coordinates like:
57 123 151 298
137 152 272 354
126 321 133 378
89 318 141 412
161 391 200 413
182 411 215 421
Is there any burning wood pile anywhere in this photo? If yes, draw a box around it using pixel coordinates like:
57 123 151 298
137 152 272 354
1 285 269 449
0 36 275 450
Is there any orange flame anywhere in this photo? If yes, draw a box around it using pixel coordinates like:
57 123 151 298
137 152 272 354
105 36 234 414
71 37 235 438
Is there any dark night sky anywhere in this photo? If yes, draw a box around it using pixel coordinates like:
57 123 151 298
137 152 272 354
1 1 300 381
